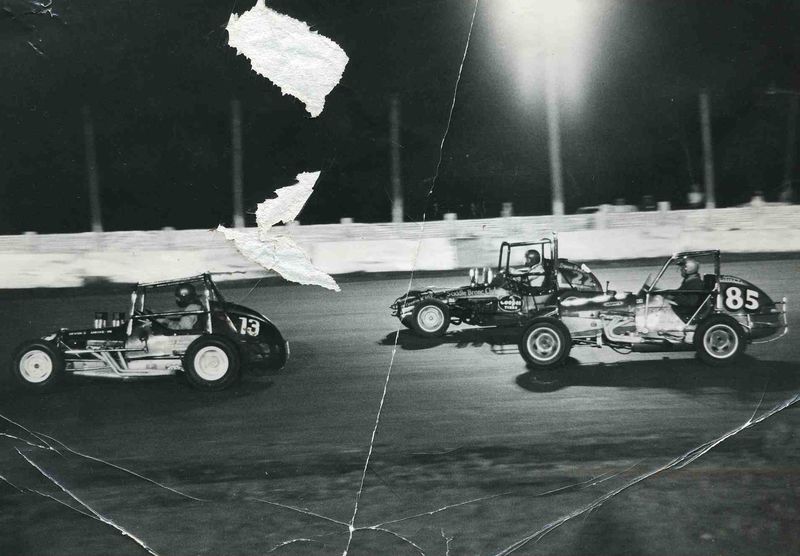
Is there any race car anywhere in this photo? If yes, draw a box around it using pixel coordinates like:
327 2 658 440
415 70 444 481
390 236 605 337
11 274 289 391
518 249 788 367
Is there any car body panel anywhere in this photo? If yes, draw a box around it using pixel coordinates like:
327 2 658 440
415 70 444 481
392 237 604 329
548 250 787 355
26 273 288 382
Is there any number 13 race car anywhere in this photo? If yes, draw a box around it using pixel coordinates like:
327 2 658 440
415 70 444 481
11 274 289 391
518 247 788 367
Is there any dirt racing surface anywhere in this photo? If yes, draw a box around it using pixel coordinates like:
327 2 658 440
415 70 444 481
1 259 799 555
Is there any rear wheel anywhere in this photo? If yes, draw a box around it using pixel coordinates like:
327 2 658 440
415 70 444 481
411 300 450 337
11 340 64 391
519 318 571 368
695 315 745 366
183 335 241 390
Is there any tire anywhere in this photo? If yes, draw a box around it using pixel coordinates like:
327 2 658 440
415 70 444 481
400 316 413 329
410 300 450 337
519 318 571 368
183 335 241 390
695 315 746 366
11 340 64 391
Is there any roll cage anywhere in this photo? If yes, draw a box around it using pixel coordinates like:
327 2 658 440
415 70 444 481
126 273 233 336
642 250 721 329
644 250 721 293
498 235 558 276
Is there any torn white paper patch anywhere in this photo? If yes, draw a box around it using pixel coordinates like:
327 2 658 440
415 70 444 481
219 228 340 291
226 0 349 118
256 171 318 229
219 172 340 292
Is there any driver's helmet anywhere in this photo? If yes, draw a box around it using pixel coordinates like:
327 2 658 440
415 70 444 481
174 283 199 308
679 258 700 277
525 249 541 267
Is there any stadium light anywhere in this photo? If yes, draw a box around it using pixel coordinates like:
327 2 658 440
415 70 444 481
488 0 609 216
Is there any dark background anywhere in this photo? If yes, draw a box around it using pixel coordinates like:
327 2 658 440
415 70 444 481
1 0 798 233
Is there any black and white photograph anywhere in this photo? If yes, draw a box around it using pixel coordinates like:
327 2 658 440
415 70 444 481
1 0 799 554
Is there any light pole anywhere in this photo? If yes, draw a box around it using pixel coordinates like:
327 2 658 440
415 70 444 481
82 105 103 232
231 98 245 228
389 94 403 223
698 90 716 209
544 35 564 216
488 0 601 217
766 86 800 203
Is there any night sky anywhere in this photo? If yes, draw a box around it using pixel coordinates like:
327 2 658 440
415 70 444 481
1 0 798 233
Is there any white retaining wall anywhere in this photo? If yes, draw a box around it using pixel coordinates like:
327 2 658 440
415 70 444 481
0 206 798 288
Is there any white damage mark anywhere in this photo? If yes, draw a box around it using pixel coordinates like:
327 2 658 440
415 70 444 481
251 496 350 527
340 3 480 555
35 431 205 502
226 0 349 117
441 528 453 556
2 414 202 503
267 537 326 553
17 449 161 556
494 391 800 555
0 471 23 492
245 467 627 553
218 171 340 291
360 527 427 555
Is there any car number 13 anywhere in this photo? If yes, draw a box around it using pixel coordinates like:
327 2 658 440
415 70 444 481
238 317 261 336
722 286 759 311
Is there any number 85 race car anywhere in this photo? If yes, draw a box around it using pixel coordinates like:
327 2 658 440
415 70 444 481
11 274 289 391
518 248 788 367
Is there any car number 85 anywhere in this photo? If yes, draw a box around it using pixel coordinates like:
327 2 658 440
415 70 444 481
721 286 759 311
238 317 261 336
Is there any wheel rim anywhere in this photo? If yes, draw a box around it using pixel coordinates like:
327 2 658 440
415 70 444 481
526 328 562 363
417 306 445 333
19 350 53 383
193 346 230 381
703 324 739 359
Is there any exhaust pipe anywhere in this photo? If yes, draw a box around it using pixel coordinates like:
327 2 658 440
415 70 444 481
111 312 126 327
94 311 108 329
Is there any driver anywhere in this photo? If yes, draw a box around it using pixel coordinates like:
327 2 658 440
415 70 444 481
510 249 542 276
158 283 204 330
671 258 704 317
678 258 703 291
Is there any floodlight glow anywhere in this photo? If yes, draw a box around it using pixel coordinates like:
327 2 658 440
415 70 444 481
488 0 609 110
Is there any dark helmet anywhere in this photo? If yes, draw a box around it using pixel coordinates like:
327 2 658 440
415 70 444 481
679 258 700 277
525 249 541 266
174 283 198 308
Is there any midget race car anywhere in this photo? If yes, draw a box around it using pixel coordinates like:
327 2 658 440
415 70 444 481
518 248 788 367
11 274 289 391
391 237 605 337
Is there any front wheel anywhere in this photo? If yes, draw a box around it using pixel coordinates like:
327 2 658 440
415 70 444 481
695 315 746 366
519 318 571 368
183 335 241 390
410 300 450 337
11 340 65 391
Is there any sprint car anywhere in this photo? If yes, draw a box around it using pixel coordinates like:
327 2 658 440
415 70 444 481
518 249 788 367
391 236 605 337
11 274 289 391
